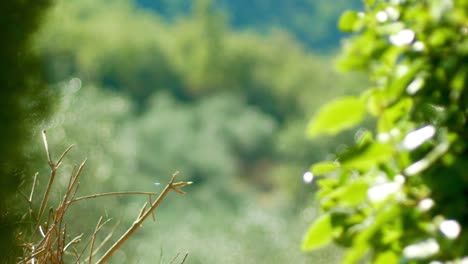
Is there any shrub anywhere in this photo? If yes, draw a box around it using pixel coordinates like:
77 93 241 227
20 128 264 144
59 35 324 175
302 0 468 263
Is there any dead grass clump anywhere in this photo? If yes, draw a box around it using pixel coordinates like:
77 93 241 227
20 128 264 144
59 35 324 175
17 130 191 264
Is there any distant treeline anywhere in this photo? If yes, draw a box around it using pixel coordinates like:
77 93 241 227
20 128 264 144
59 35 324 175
136 0 362 51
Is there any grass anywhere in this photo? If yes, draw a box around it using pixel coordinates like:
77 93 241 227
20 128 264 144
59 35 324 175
17 130 191 264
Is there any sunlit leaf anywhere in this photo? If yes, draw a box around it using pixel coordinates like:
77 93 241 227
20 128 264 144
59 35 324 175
341 143 394 171
388 60 425 99
381 222 402 244
374 250 399 264
343 243 369 264
306 96 366 138
428 28 453 47
311 161 340 175
339 11 359 32
301 213 333 251
306 0 468 261
355 129 373 146
367 182 402 203
378 98 413 132
316 178 340 199
327 179 369 206
450 66 467 98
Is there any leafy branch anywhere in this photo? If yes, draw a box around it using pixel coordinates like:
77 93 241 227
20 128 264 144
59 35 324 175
302 0 467 263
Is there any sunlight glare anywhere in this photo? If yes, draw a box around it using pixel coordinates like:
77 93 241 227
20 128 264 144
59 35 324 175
394 174 405 184
403 239 440 259
68 77 82 93
439 220 461 240
385 7 400 20
412 41 425 51
402 125 436 150
404 159 430 176
303 171 314 184
418 198 435 212
367 182 401 203
376 11 388 23
407 77 424 95
390 29 415 46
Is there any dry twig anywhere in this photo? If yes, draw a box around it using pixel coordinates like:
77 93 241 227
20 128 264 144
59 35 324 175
19 131 191 264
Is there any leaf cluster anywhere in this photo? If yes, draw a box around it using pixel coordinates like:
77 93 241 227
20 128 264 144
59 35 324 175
303 0 468 263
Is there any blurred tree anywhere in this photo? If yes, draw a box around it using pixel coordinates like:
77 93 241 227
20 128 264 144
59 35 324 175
303 0 468 263
136 0 362 51
0 0 52 261
134 92 276 185
37 0 182 107
35 0 364 208
27 0 367 262
37 0 360 120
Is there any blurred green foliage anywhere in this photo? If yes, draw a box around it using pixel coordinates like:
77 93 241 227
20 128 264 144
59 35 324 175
0 0 52 261
304 0 468 263
17 0 366 262
37 0 360 120
137 0 362 51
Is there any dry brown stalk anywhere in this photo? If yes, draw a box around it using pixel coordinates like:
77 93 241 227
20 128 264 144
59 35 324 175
70 191 159 203
95 172 192 264
18 131 191 264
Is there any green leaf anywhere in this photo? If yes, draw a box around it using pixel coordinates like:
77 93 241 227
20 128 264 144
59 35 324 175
450 66 467 97
327 179 369 206
374 251 399 264
355 129 373 147
378 97 413 132
311 161 340 175
301 213 333 251
316 178 339 200
343 244 369 264
339 11 360 32
428 28 453 47
388 60 425 99
307 96 366 138
341 143 394 171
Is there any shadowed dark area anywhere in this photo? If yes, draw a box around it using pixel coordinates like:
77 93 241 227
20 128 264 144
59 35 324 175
0 1 51 261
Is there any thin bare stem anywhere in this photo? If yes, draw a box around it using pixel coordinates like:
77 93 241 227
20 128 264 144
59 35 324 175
89 220 120 258
42 130 53 168
34 131 76 239
180 253 189 264
88 217 103 264
64 234 83 252
64 159 87 203
169 253 181 264
149 194 156 222
70 191 159 203
57 224 66 262
71 247 80 258
23 132 191 264
22 247 46 264
73 217 112 264
159 247 164 264
31 245 36 264
96 172 191 264
137 202 149 220
35 168 57 232
55 144 75 169
29 172 39 202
